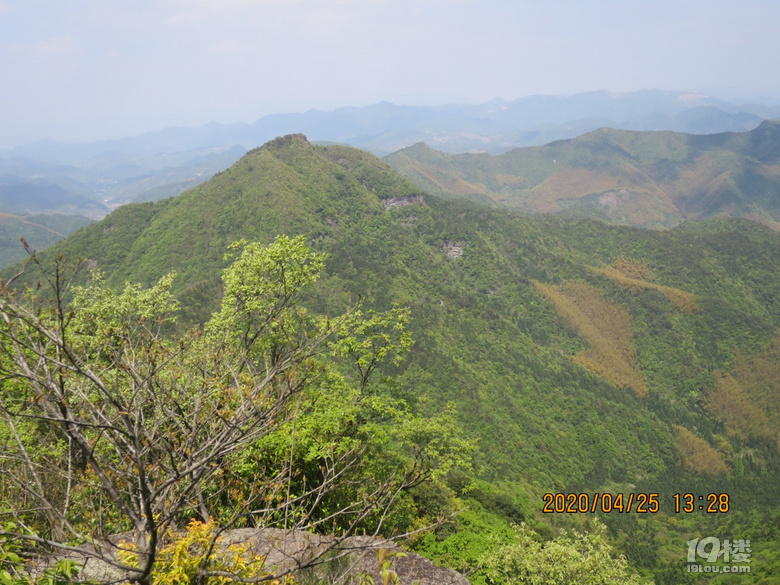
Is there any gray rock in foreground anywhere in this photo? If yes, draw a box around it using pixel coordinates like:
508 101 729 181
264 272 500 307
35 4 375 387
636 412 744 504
30 528 470 585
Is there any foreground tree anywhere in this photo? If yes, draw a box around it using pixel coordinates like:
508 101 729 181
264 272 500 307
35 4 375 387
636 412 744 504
480 520 647 584
0 236 469 584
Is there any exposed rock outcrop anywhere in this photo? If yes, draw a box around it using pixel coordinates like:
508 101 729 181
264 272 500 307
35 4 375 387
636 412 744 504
33 529 469 585
221 529 469 584
383 194 424 209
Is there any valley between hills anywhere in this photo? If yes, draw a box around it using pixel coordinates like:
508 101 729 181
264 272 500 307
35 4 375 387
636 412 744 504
2 133 779 583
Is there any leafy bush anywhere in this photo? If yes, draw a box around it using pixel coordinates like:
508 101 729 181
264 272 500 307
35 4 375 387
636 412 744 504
118 520 292 585
480 520 646 585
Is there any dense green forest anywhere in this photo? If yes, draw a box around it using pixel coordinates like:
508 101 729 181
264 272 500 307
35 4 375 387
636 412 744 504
0 212 92 266
2 134 779 583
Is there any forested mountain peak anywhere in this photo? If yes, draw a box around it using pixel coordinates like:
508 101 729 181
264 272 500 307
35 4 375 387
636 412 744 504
31 134 422 288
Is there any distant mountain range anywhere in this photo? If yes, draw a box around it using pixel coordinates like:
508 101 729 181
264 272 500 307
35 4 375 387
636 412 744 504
7 89 778 163
0 89 778 264
385 120 780 229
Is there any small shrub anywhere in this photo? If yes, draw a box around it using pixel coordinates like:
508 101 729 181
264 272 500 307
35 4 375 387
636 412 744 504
118 520 294 585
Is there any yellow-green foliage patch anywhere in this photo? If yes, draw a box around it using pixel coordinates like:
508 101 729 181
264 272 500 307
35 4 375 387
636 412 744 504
669 155 727 198
494 173 526 187
705 333 780 449
532 280 648 397
674 425 730 476
615 162 671 201
526 167 617 212
592 257 700 313
524 162 670 215
706 372 772 443
118 520 293 585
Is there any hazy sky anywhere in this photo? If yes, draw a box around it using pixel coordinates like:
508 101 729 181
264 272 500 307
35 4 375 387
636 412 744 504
1 0 779 147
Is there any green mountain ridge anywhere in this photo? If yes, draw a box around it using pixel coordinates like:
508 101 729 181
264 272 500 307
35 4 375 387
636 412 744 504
8 134 780 582
385 120 780 230
0 212 93 267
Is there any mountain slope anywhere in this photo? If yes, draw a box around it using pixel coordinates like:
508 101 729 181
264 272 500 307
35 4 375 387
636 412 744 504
0 212 92 266
386 120 780 229
13 135 780 581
